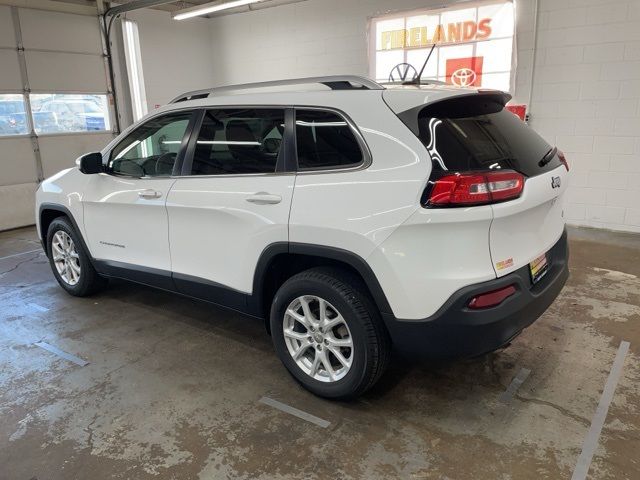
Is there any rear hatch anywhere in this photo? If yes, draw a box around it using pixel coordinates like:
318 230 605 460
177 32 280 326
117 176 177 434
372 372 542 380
393 91 569 278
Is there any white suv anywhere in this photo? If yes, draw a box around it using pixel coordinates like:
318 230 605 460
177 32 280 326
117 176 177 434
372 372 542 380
35 76 569 399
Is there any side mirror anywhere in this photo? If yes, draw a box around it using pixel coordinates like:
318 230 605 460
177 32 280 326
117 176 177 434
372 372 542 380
79 152 103 174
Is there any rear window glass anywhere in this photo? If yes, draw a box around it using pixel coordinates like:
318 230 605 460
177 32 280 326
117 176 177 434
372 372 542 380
416 95 559 177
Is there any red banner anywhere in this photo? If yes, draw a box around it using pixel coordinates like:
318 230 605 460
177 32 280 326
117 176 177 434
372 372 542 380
506 104 527 121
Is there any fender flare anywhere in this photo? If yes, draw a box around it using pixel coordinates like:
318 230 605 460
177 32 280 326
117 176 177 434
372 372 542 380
251 242 393 316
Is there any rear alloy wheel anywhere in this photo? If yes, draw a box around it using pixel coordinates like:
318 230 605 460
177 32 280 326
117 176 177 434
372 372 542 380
283 295 354 383
47 217 107 296
270 267 390 399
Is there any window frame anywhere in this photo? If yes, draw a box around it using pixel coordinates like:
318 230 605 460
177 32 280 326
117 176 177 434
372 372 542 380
179 106 295 178
0 91 115 139
105 109 198 179
293 106 371 174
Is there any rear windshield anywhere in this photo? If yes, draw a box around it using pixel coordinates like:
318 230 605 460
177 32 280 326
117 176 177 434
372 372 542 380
414 95 559 177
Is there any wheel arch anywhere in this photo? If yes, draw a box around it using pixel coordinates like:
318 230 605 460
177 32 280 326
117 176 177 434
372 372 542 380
39 203 92 261
252 242 393 331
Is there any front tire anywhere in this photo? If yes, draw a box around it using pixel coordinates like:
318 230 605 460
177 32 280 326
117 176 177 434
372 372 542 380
47 217 107 296
270 267 390 400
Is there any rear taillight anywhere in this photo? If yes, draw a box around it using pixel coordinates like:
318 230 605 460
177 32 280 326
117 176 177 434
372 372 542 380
558 150 569 171
468 284 516 309
425 170 525 207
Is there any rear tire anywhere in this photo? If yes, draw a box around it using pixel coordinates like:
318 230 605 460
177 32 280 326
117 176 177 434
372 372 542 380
270 267 390 400
46 217 107 296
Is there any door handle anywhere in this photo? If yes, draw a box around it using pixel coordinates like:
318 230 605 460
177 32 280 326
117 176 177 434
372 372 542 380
245 192 282 205
138 189 162 199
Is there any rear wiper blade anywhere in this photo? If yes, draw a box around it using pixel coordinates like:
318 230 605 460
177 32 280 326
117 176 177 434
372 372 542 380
539 147 557 167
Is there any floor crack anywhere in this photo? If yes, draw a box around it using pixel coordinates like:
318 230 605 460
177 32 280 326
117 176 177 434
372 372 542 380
513 393 591 427
85 414 99 453
0 254 42 276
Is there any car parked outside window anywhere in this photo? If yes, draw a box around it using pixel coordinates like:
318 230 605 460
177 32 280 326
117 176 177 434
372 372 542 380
31 94 110 134
0 95 29 136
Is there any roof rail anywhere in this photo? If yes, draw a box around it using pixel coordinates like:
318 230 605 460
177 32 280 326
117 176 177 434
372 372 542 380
382 79 448 87
169 75 384 103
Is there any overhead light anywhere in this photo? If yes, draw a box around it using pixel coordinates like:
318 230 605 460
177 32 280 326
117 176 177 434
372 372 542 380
173 0 266 20
122 20 148 122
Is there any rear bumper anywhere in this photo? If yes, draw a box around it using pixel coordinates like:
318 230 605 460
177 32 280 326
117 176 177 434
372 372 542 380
381 228 569 358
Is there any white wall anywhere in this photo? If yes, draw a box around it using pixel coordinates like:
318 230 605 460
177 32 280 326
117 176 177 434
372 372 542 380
124 8 215 113
207 0 640 233
519 0 640 233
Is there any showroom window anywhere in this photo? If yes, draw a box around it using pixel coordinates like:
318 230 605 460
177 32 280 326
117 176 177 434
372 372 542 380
369 0 515 92
190 109 285 175
295 110 362 170
30 94 111 134
0 94 29 136
109 111 192 177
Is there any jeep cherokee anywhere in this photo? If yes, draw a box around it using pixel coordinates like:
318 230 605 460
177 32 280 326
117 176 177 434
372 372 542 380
36 76 569 399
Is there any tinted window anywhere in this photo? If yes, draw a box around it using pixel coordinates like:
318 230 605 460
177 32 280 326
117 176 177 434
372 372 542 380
416 95 559 177
109 112 191 177
191 109 284 175
295 110 362 170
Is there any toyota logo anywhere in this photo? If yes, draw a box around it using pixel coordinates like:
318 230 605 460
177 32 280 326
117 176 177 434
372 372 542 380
451 68 477 87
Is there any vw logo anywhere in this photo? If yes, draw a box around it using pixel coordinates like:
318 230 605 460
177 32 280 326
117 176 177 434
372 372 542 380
451 68 477 87
389 63 418 82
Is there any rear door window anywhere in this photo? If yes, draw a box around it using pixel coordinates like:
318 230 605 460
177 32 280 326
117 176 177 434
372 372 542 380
190 108 284 175
415 95 560 177
295 109 363 170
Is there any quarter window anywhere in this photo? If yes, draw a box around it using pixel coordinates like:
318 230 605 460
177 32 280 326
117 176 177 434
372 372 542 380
295 110 362 170
109 112 191 177
190 109 285 175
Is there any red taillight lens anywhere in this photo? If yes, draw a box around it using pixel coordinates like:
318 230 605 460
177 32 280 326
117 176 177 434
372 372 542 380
426 170 525 207
468 284 517 309
558 150 569 171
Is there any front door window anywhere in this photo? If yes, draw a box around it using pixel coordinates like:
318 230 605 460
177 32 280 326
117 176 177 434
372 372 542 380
110 112 192 177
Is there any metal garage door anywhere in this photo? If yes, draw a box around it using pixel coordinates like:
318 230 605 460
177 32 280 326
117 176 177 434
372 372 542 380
0 5 115 230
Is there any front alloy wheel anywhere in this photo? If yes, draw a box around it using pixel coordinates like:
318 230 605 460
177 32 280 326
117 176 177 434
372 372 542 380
52 231 81 285
283 295 354 383
46 216 107 297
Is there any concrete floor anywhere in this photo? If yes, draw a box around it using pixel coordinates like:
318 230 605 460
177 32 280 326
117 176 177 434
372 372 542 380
0 226 638 480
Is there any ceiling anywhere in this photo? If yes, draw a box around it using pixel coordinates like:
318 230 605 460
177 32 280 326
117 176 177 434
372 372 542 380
82 0 308 16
